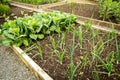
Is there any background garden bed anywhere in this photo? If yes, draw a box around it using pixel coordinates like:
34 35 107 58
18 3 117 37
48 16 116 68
0 5 33 25
49 3 99 19
10 1 120 32
46 2 120 31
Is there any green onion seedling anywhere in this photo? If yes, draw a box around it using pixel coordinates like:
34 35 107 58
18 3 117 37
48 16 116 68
84 21 92 32
50 36 58 51
78 25 82 48
93 69 100 80
115 36 120 64
94 51 115 76
68 44 81 80
59 33 66 49
36 43 43 59
55 49 66 64
92 39 104 62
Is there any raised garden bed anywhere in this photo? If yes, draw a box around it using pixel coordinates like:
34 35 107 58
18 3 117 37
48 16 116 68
12 46 53 80
46 2 120 31
1 3 120 80
49 3 99 19
21 24 120 80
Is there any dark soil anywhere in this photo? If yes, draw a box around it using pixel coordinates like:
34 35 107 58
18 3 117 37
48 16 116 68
0 6 34 25
23 24 120 80
49 3 100 19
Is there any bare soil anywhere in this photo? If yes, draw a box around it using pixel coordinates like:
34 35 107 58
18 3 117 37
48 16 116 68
49 3 100 19
0 6 34 25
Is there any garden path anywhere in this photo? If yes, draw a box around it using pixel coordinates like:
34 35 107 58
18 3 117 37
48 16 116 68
0 46 37 80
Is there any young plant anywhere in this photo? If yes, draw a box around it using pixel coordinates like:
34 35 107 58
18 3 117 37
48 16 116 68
36 42 43 59
68 44 81 80
0 4 10 16
55 49 66 64
68 31 81 80
115 36 120 64
66 23 75 32
78 25 82 48
82 48 89 69
23 43 37 54
92 39 104 62
99 0 120 23
93 68 100 80
84 21 92 32
91 29 98 46
94 51 115 76
111 27 117 39
50 36 58 51
59 33 66 49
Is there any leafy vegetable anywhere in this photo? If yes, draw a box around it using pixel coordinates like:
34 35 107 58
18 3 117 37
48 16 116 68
99 0 120 23
0 12 77 47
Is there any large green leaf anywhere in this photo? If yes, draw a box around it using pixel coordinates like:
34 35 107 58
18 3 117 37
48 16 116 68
1 39 12 46
55 26 61 33
30 34 37 40
3 31 15 40
0 12 77 47
37 34 44 39
50 25 56 31
23 39 29 46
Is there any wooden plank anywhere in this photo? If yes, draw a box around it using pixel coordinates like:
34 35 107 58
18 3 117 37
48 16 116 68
12 46 53 80
77 15 120 31
11 2 44 12
77 19 120 35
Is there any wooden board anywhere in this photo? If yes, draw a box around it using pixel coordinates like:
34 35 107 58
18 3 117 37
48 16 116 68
12 46 53 80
